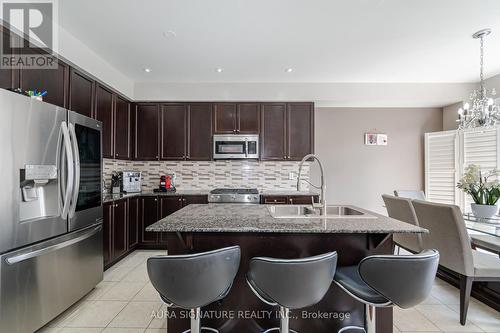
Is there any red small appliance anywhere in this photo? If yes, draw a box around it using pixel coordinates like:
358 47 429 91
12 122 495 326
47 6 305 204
156 174 175 192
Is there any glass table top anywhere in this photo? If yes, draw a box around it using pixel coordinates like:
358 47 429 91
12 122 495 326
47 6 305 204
463 213 500 237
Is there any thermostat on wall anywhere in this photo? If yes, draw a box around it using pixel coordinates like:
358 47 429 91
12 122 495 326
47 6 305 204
365 133 388 146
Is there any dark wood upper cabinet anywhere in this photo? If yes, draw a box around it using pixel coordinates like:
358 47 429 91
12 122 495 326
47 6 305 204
0 64 13 90
237 103 260 133
140 196 159 244
128 197 139 249
161 104 187 160
260 103 287 160
287 103 314 160
188 103 212 160
0 26 19 90
112 199 128 259
260 102 314 161
114 96 131 160
134 103 159 160
19 58 68 108
213 103 237 133
69 68 95 118
213 103 259 134
95 84 114 158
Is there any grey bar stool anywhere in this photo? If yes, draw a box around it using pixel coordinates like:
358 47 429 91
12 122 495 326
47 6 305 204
334 250 439 333
147 246 241 333
246 251 338 333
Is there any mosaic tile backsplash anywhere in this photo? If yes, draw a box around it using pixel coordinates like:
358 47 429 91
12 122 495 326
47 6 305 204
103 159 310 192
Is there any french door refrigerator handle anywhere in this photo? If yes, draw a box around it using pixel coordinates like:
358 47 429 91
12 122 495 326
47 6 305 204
4 225 102 265
68 123 80 218
60 121 74 219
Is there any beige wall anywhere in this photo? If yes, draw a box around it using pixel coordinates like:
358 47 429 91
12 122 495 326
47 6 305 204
312 107 443 214
443 102 461 130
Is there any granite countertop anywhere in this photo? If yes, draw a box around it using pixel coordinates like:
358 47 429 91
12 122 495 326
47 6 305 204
147 203 427 234
103 190 209 203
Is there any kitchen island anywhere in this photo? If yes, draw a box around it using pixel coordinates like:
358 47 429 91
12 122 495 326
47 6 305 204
147 204 426 333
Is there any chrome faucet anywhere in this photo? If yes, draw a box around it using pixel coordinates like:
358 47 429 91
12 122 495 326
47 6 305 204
297 154 327 216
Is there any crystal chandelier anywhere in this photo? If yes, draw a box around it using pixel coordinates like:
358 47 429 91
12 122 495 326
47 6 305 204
457 29 499 129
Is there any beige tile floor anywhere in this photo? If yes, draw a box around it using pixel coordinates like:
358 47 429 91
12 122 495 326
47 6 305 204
37 250 500 333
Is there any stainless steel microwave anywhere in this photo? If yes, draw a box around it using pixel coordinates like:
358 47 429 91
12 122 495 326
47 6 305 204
213 134 259 159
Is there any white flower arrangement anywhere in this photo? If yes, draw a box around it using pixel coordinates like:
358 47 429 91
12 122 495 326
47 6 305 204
457 164 500 205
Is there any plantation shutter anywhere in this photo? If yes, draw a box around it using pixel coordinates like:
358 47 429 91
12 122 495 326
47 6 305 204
425 131 459 204
461 128 500 212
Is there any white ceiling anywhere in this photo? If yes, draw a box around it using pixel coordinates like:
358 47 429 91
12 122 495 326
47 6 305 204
59 0 500 85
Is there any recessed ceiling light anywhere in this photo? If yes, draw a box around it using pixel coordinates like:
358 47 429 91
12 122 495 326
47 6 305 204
163 30 177 39
143 68 152 73
216 68 223 73
285 68 293 73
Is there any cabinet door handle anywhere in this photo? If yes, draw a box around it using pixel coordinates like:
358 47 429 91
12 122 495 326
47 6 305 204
178 198 182 202
115 153 119 157
154 198 157 202
289 198 293 204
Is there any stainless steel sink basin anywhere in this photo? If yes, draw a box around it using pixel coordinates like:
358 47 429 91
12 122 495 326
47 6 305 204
268 205 374 219
267 205 317 217
318 206 365 216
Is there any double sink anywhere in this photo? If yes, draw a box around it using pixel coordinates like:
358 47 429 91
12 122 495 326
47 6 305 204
268 205 375 219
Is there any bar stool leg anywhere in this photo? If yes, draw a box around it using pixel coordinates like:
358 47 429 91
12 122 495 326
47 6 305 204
280 307 290 333
365 304 376 333
262 307 298 333
191 308 201 333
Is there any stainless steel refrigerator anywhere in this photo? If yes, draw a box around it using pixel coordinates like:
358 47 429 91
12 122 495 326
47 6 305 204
0 89 104 332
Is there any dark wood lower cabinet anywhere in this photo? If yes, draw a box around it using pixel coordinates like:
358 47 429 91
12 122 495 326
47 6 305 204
103 198 129 268
159 196 184 245
261 195 288 204
128 197 139 249
261 194 319 205
105 194 321 266
183 195 209 205
140 196 160 245
103 203 113 266
136 194 210 248
288 195 319 204
112 200 128 259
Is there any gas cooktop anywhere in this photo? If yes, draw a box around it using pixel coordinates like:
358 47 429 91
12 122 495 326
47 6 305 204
208 188 260 203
